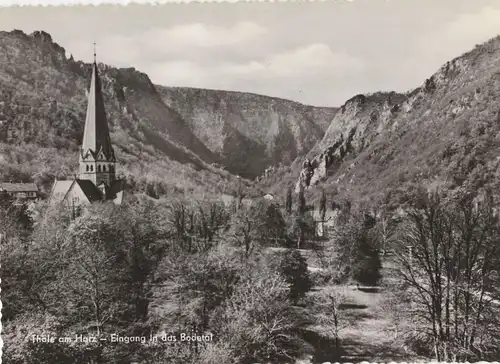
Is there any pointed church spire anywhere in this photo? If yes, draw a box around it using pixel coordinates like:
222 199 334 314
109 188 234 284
81 47 115 161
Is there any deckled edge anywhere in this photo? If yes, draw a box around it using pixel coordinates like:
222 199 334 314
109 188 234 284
0 277 3 364
0 1 498 363
0 0 342 7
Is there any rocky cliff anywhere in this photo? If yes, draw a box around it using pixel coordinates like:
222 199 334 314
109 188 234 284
0 29 335 196
295 92 407 191
157 86 336 178
289 35 500 203
0 30 235 196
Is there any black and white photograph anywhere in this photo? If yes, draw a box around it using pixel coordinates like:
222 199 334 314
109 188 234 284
1 0 500 363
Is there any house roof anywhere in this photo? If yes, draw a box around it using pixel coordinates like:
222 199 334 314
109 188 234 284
0 182 39 193
81 62 115 161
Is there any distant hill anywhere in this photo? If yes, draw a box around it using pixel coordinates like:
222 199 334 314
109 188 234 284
259 35 500 207
0 29 335 196
156 87 336 178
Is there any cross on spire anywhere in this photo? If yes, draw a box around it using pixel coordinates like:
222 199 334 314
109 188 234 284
81 48 115 163
93 42 96 63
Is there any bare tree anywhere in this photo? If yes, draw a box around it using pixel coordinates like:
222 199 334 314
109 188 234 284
285 186 293 214
319 189 327 222
315 286 347 352
64 215 124 337
167 201 229 254
376 208 399 254
214 266 303 363
229 206 264 260
395 190 500 360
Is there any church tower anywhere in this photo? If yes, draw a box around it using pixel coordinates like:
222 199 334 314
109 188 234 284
49 46 124 207
78 51 116 190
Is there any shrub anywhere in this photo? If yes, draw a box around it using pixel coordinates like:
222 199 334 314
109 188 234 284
279 249 313 304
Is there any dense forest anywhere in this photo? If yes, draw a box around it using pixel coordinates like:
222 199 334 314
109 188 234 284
2 183 500 363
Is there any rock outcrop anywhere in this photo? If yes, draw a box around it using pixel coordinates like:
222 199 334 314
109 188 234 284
296 91 406 191
291 34 500 202
0 29 336 193
157 86 337 178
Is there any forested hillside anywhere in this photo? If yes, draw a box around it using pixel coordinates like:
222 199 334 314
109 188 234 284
259 35 500 209
158 86 336 178
2 28 500 364
0 29 336 198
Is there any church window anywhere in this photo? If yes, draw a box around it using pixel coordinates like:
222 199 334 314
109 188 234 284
97 165 101 172
103 165 106 172
90 165 94 171
86 165 89 172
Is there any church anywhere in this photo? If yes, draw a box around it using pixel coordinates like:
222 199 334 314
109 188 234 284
49 55 124 207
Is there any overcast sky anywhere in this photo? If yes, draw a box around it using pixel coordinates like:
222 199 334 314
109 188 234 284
1 0 500 106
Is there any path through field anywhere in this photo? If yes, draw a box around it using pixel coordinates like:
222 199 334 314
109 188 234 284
302 253 418 363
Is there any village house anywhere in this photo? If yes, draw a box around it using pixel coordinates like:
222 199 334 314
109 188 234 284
263 193 275 200
313 208 339 238
0 182 39 200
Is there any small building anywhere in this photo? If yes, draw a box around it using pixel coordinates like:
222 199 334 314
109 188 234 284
0 182 39 200
313 208 339 238
263 193 275 201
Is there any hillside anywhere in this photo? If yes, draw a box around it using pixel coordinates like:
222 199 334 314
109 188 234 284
0 29 337 197
260 35 500 207
157 86 336 178
0 30 235 197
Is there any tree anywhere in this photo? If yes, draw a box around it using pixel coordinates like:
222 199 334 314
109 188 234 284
212 265 305 363
375 208 399 254
235 179 245 212
315 287 347 356
229 205 265 260
166 200 230 254
1 201 67 322
395 189 500 361
65 215 126 337
288 211 316 250
113 200 168 321
350 228 382 286
293 186 310 249
0 190 32 239
319 189 327 222
285 186 292 214
297 185 306 214
192 201 230 250
323 208 381 285
145 181 158 199
260 201 288 247
279 249 312 304
167 245 241 337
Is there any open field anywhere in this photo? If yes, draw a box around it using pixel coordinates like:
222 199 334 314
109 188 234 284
300 254 422 363
148 248 421 363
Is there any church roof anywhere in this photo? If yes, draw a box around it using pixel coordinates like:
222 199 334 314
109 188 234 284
49 179 124 205
75 179 103 202
108 179 125 203
81 62 115 161
0 182 39 193
49 180 76 204
49 179 101 204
